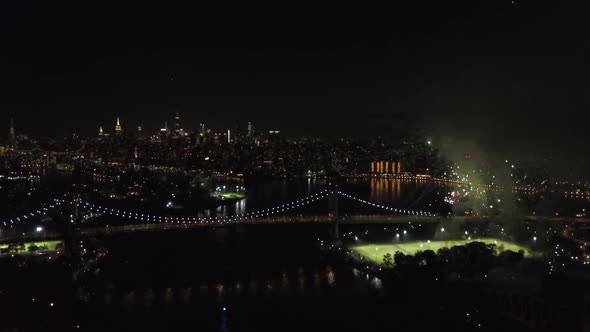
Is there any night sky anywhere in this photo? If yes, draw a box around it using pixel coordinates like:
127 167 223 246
1 0 589 172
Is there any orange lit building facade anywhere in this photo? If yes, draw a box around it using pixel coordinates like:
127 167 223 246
370 161 401 175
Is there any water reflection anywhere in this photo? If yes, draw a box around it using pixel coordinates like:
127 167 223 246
164 287 173 304
280 270 289 290
182 287 192 303
144 288 154 307
326 266 335 287
249 280 258 293
370 277 383 290
266 281 274 293
95 266 367 309
313 273 321 288
234 282 242 294
368 178 449 205
216 283 225 297
124 290 136 306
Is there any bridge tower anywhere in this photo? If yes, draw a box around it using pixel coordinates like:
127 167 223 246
328 187 339 240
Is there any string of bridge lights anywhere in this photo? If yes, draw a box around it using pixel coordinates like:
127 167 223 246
337 191 435 217
1 190 433 227
1 198 65 226
83 189 332 225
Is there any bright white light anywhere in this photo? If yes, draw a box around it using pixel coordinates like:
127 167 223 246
441 228 445 232
36 226 43 232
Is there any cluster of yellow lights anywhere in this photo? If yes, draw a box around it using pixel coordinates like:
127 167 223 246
370 161 401 174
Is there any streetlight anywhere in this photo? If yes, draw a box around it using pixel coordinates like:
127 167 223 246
36 226 43 232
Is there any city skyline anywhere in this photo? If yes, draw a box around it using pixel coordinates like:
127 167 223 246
1 0 589 165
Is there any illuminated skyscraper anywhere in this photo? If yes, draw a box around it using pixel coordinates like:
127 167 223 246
115 117 123 134
174 112 181 134
247 121 253 137
9 117 15 141
160 121 168 139
98 126 104 137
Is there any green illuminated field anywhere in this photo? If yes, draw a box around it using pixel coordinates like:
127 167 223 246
351 238 534 265
210 192 246 200
0 240 63 254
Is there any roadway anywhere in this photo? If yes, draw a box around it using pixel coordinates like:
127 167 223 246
1 213 589 243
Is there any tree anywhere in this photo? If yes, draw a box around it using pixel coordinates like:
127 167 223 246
394 251 408 266
7 244 18 253
383 253 393 267
28 244 39 252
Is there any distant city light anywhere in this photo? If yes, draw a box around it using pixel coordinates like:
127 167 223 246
36 226 43 232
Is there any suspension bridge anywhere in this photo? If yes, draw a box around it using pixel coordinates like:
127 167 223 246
0 189 439 242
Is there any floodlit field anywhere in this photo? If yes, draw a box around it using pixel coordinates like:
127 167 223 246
351 238 534 265
210 192 246 199
220 193 246 199
0 240 63 254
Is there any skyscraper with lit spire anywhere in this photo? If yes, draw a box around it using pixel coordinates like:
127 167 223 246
98 126 104 137
115 117 123 135
9 117 15 142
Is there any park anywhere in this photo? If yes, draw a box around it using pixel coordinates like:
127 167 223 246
351 238 535 265
0 240 63 255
